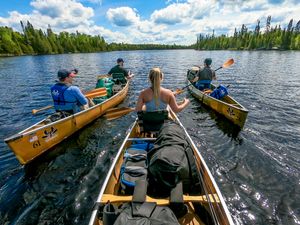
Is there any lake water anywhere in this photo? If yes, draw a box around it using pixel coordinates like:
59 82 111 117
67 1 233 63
0 50 299 225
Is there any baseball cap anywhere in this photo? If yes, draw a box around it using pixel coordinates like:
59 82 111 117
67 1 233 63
117 58 124 63
57 68 78 79
204 58 212 66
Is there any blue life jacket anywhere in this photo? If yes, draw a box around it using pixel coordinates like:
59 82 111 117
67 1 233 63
210 85 228 100
51 83 70 106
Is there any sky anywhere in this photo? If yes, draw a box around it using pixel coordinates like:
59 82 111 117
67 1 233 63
0 0 299 45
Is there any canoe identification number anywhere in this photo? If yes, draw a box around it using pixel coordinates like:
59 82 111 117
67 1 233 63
227 107 235 117
33 140 41 148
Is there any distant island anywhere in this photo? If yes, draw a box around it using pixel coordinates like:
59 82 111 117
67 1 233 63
0 16 299 57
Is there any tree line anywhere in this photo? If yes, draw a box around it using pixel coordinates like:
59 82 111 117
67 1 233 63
0 21 189 56
1 17 300 56
195 16 300 50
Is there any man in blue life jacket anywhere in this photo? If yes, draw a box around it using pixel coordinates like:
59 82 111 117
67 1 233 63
108 58 134 82
192 58 216 90
51 69 88 114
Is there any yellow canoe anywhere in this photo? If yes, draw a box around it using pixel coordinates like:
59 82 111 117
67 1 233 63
187 72 248 128
4 81 129 165
88 109 235 225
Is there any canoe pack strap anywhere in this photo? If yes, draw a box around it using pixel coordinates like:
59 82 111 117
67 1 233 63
107 180 180 225
120 147 148 193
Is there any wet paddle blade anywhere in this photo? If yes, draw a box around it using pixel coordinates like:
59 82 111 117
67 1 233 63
173 89 185 95
104 107 135 120
84 87 106 95
85 90 107 98
222 58 234 68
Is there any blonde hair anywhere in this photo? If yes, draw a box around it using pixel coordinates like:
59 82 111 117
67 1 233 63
149 67 163 106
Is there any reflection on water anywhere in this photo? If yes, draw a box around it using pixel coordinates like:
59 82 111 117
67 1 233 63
0 50 300 225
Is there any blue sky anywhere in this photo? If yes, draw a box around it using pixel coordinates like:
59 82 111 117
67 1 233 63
0 0 299 45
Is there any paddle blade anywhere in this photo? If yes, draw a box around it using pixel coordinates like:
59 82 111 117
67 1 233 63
85 90 107 98
173 89 185 96
84 87 106 95
222 58 234 68
104 107 135 120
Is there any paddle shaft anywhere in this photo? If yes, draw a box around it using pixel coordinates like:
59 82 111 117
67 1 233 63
32 105 53 114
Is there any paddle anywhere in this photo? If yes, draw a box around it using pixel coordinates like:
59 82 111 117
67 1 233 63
104 107 135 120
32 88 107 115
174 58 234 94
32 105 54 115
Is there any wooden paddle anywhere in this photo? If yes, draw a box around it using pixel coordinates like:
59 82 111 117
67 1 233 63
174 58 234 95
104 107 135 120
32 88 107 115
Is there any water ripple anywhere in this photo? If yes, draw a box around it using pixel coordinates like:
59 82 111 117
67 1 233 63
0 50 300 225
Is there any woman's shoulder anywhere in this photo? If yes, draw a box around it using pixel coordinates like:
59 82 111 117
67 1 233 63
139 87 151 96
161 87 173 95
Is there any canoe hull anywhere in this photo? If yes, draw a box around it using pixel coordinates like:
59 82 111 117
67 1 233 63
188 80 248 128
5 82 129 164
88 110 235 225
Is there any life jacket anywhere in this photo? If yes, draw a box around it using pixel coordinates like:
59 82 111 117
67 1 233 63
198 67 213 81
51 83 71 106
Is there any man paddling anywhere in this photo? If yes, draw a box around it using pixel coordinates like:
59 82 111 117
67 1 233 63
51 69 88 114
108 58 134 83
192 58 216 90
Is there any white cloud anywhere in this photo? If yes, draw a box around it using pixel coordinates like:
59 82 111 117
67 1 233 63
151 3 190 25
106 7 140 27
0 0 299 45
0 0 125 43
80 0 102 4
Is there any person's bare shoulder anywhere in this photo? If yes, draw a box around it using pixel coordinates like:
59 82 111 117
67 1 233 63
161 87 172 94
140 87 151 96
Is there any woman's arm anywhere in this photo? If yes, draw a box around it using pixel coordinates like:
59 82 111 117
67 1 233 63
168 91 190 113
135 91 145 111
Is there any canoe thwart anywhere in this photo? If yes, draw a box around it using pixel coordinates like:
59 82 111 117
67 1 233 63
100 193 220 205
127 138 157 141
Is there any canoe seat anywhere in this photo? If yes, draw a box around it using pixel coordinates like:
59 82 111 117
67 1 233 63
137 110 169 133
100 194 220 205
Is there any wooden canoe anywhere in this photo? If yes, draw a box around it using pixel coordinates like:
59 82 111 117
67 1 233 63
187 73 248 128
4 80 129 165
88 109 235 225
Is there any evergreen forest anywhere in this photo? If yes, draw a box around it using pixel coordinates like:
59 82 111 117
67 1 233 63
0 21 188 56
195 16 300 50
0 17 299 56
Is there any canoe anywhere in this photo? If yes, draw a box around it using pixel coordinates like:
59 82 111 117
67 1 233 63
88 109 235 225
4 77 129 164
187 68 248 128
